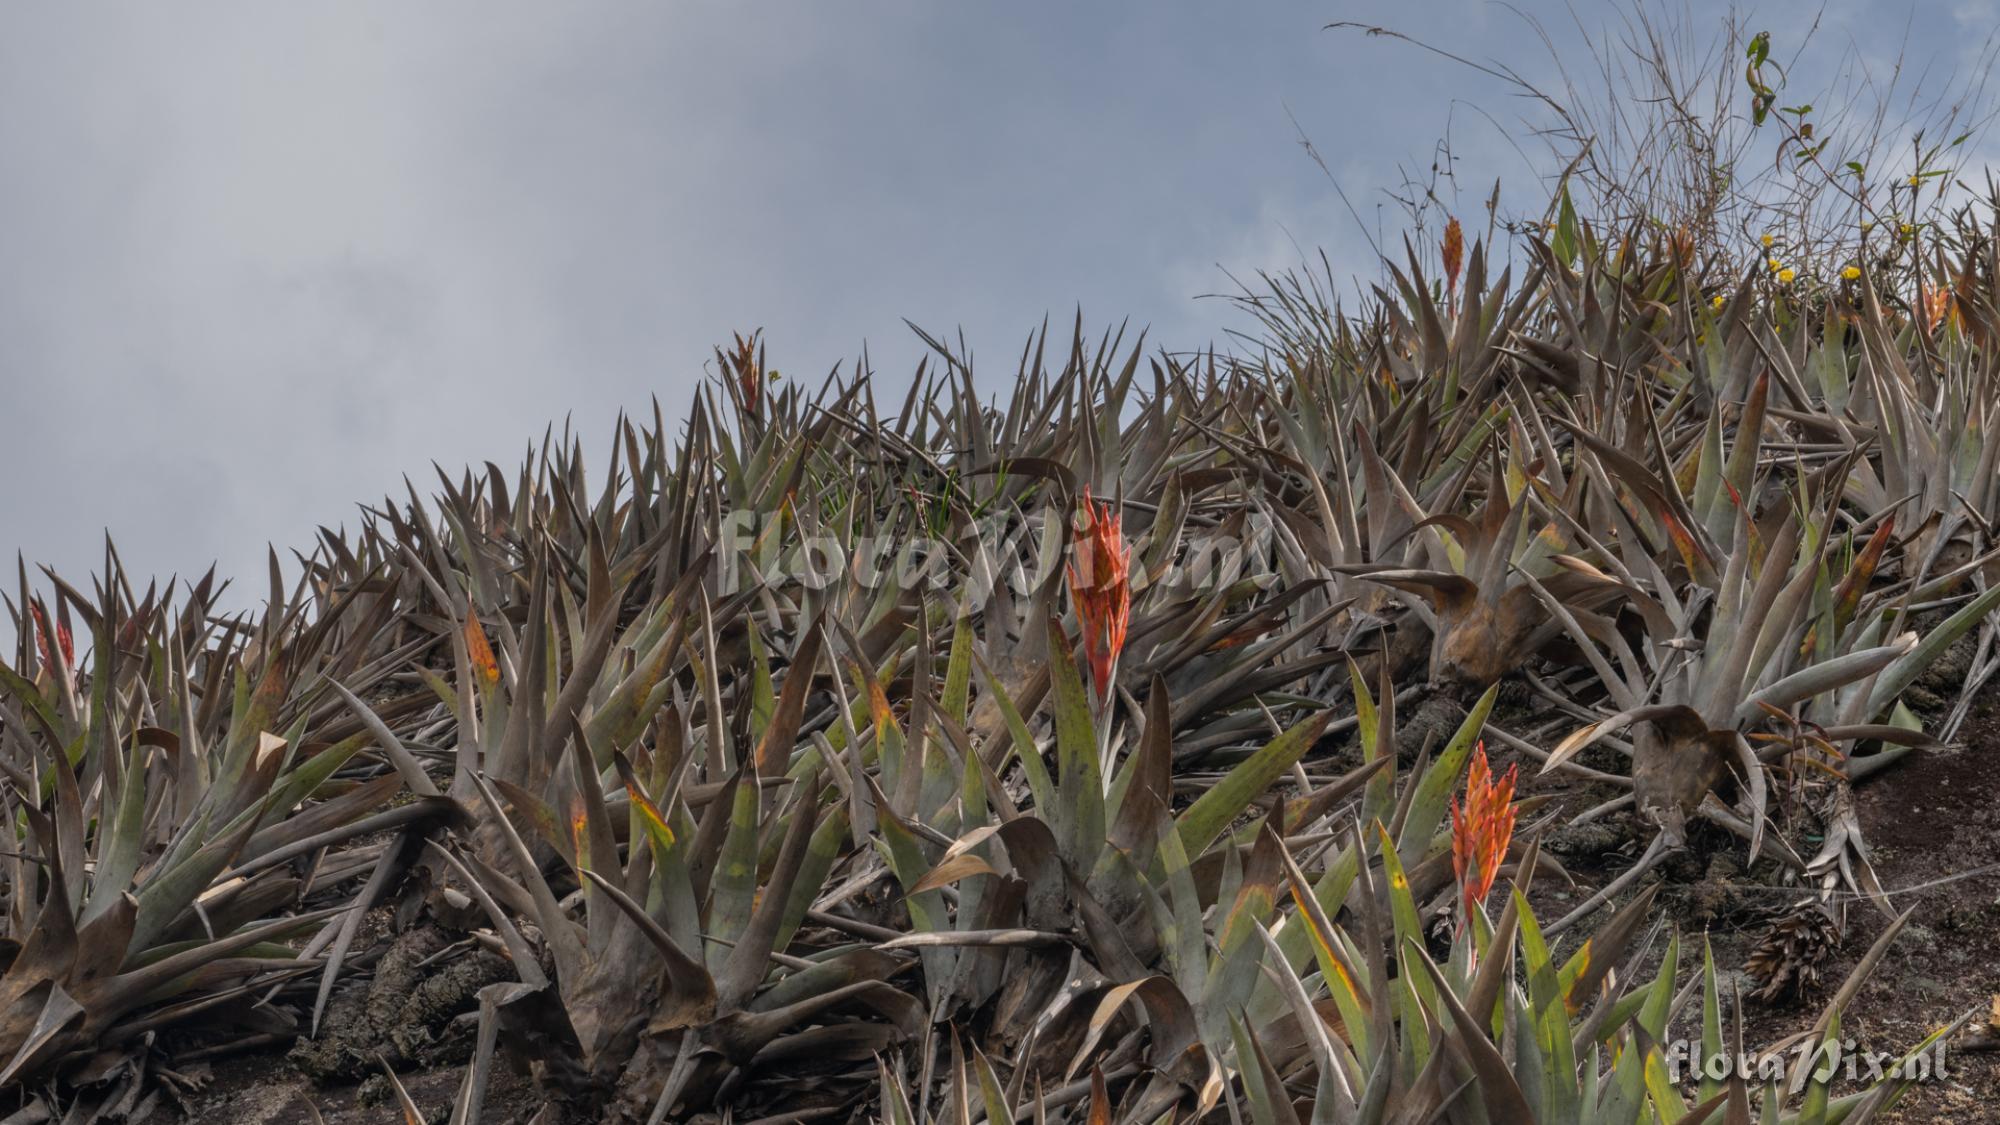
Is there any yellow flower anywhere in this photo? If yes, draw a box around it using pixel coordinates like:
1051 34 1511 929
1778 268 1796 284
1761 233 1775 248
1768 257 1783 271
1842 265 1862 281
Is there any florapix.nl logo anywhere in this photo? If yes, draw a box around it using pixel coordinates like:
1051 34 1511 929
712 505 1290 600
1662 1036 1951 1090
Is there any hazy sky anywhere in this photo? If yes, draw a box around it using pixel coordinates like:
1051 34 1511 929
3 1 1994 608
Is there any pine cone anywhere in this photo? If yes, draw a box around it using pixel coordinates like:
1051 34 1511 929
1744 900 1842 1004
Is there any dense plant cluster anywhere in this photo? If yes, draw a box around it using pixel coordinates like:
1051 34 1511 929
6 182 2000 1121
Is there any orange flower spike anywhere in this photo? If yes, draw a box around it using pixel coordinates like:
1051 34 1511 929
723 330 763 411
28 604 55 673
1920 283 1950 333
465 611 500 687
1449 741 1518 925
1669 222 1696 269
1066 488 1131 703
1442 216 1465 303
28 604 73 674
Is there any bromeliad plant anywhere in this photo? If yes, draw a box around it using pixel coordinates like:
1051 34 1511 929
1342 422 1635 689
1541 391 2000 901
1219 709 1959 1125
1232 822 1962 1125
14 123 2000 1121
1450 741 1517 931
0 556 441 1107
216 322 1387 1123
875 635 1525 1122
1067 486 1131 708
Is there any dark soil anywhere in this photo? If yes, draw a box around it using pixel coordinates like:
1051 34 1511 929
1829 709 2000 1122
171 917 548 1125
1512 690 2000 1123
179 1051 551 1124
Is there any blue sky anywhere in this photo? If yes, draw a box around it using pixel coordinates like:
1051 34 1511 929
3 1 1995 604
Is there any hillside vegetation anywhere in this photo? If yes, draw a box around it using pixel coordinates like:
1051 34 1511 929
10 22 2000 1125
